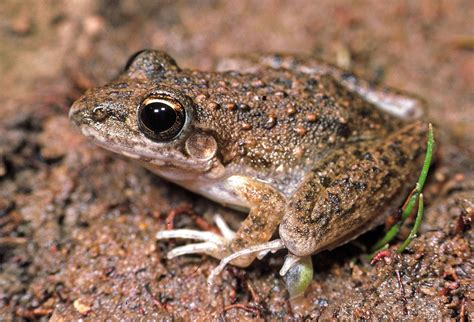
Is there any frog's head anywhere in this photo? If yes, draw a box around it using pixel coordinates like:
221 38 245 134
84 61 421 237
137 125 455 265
69 50 224 181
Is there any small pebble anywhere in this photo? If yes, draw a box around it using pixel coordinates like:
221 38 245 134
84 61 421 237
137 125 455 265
241 123 252 130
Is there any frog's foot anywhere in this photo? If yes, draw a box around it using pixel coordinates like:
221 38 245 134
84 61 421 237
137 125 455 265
156 214 236 260
279 253 304 276
207 239 286 286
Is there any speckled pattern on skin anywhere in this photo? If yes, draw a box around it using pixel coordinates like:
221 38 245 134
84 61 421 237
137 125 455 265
70 50 427 268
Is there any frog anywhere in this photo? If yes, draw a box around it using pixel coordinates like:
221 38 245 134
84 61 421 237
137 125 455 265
69 49 428 287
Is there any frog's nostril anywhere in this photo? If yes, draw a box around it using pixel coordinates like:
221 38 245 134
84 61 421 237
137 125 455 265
69 98 110 127
91 106 108 122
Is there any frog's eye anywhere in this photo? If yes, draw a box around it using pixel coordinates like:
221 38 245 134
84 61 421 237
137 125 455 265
124 49 180 77
138 96 186 141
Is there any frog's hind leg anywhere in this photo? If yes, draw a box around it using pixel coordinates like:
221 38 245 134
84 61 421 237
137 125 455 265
279 121 429 257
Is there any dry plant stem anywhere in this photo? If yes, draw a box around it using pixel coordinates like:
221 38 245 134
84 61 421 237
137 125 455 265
396 270 408 315
166 205 220 234
222 303 261 316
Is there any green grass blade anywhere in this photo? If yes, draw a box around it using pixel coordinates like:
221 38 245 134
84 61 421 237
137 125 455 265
400 123 434 224
416 124 434 193
397 194 424 253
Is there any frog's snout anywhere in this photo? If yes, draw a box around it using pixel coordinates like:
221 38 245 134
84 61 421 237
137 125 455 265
69 99 86 127
69 96 110 129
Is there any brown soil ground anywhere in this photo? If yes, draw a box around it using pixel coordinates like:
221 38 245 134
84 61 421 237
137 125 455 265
0 1 472 320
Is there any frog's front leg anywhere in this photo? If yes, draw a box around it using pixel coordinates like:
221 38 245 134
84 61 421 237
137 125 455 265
157 176 286 267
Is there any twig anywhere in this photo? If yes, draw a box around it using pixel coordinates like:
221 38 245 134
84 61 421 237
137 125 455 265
370 248 391 265
0 237 27 245
222 303 260 315
144 283 169 313
165 205 220 234
15 307 53 318
460 297 466 322
395 270 408 315
166 205 191 229
246 279 260 303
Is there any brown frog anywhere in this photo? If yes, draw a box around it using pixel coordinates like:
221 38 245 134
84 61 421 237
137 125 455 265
69 50 427 286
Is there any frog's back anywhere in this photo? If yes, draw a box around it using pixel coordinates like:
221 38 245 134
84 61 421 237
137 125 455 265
161 67 405 195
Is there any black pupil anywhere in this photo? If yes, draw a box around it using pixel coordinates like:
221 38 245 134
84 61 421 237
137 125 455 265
141 102 177 133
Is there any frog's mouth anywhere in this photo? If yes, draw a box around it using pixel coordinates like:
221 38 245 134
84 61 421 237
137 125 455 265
76 124 214 175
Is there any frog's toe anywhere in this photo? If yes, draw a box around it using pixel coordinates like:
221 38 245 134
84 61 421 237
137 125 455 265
156 214 238 260
156 214 237 260
213 214 235 240
156 229 229 260
207 239 286 286
166 241 223 259
156 229 227 244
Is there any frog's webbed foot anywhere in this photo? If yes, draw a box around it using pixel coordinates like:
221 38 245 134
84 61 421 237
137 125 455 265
156 214 235 260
